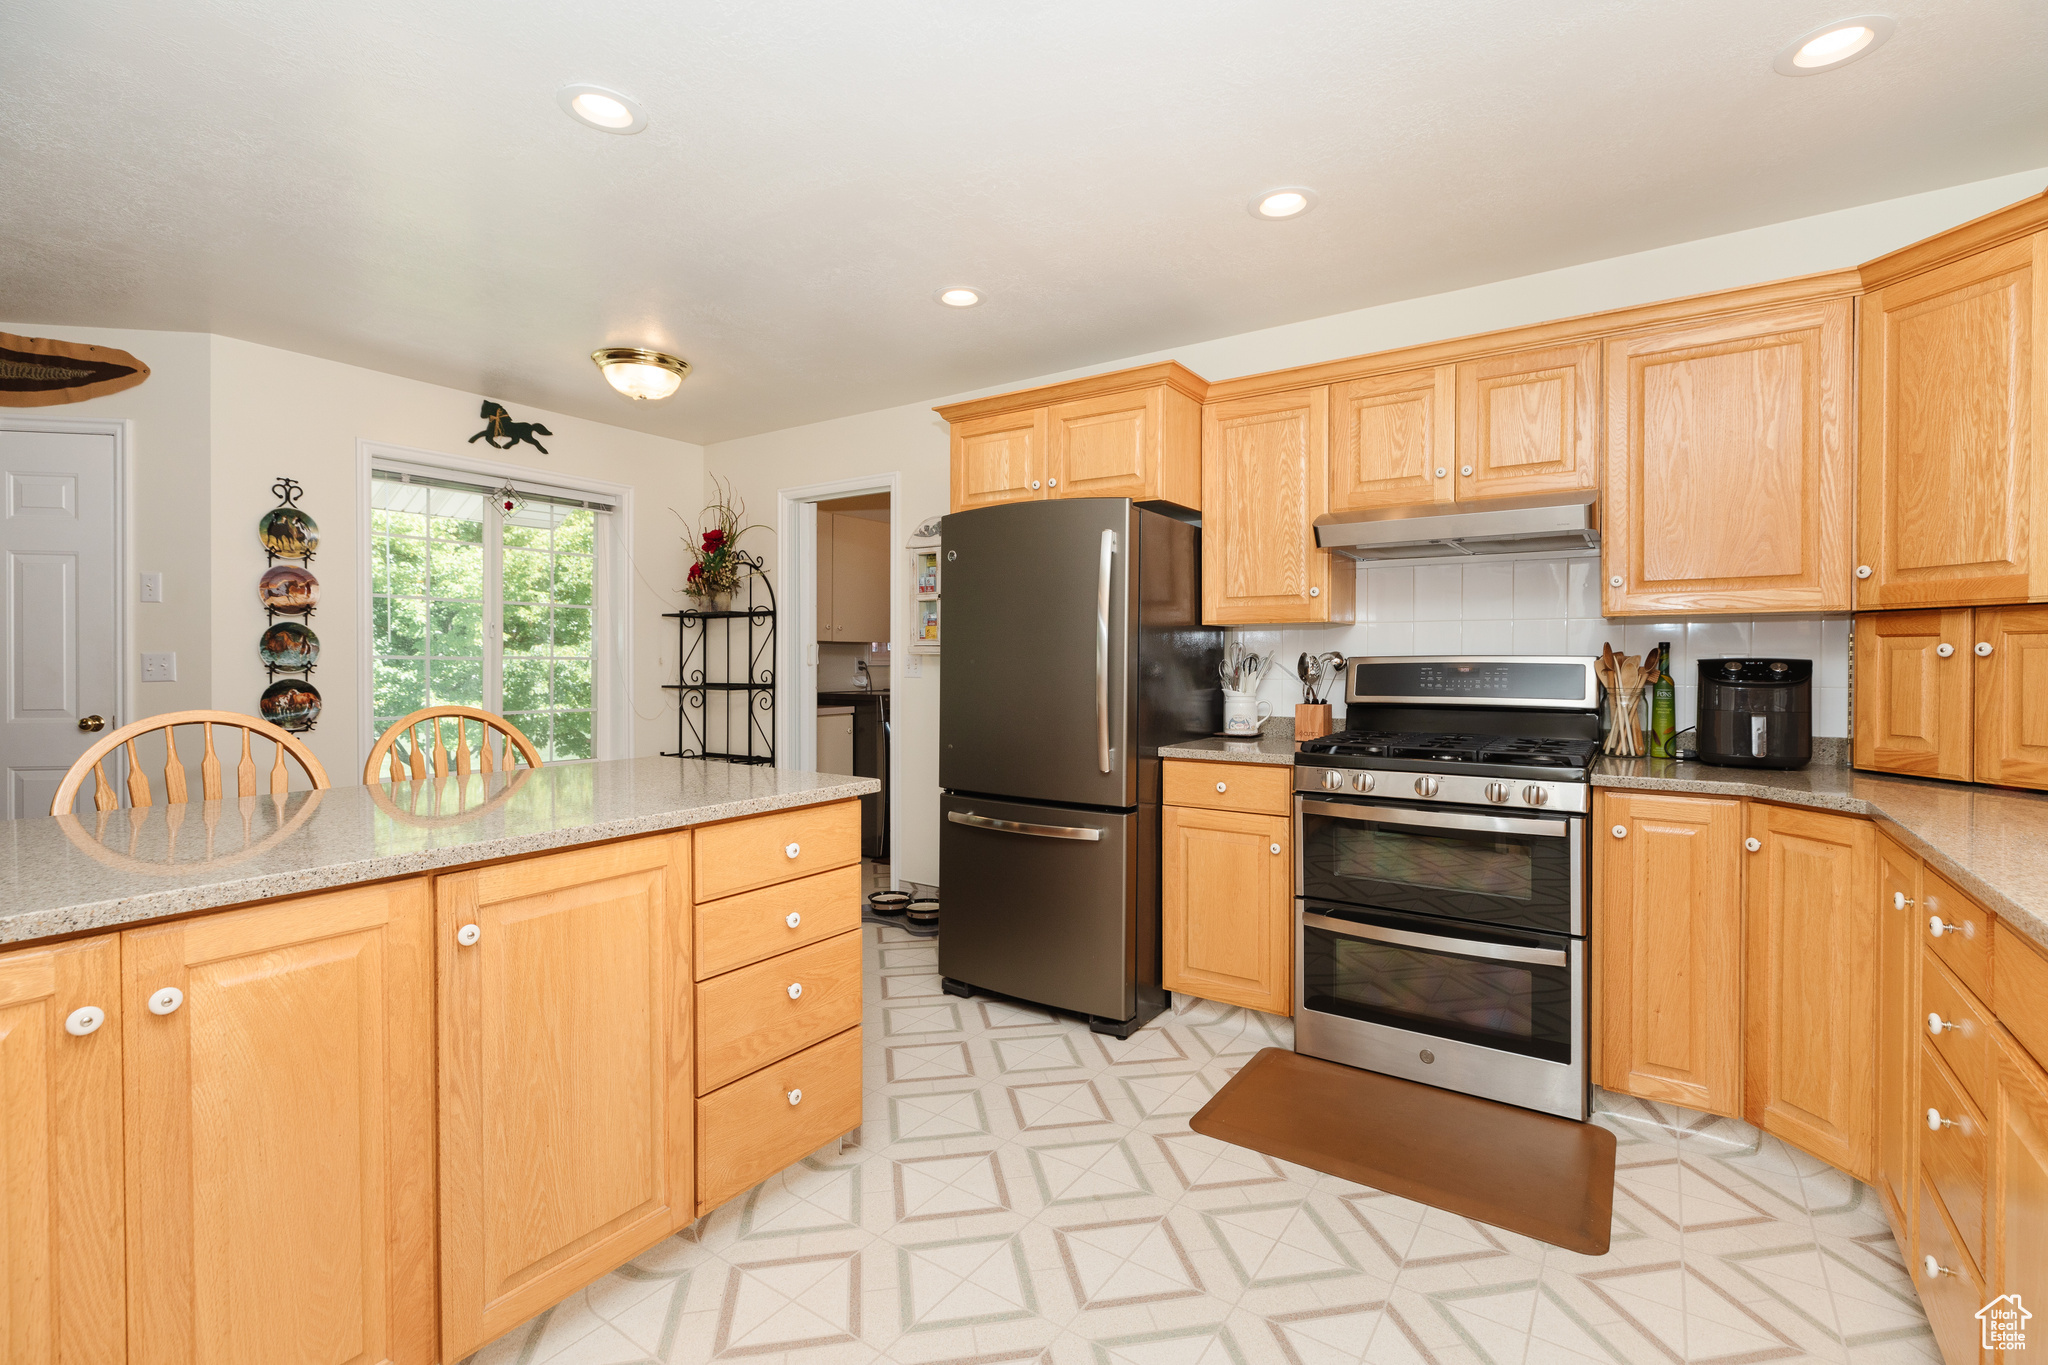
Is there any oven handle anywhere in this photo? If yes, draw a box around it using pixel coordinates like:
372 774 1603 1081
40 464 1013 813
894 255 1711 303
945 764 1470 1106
1302 911 1570 967
947 810 1105 842
1297 799 1571 839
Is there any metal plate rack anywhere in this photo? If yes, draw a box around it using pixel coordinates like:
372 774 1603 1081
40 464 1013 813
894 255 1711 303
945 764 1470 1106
663 550 776 765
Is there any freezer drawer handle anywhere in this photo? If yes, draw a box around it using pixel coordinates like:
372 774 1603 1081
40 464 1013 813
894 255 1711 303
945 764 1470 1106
1301 912 1569 967
1096 528 1116 775
948 810 1105 842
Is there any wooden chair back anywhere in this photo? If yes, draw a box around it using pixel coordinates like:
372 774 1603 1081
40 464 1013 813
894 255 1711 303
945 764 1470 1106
50 710 331 816
364 706 544 785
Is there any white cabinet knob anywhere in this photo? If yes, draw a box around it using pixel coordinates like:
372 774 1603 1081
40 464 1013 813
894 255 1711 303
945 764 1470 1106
1929 914 1963 939
1936 643 1954 658
147 987 183 1016
1460 465 1473 477
1609 575 1623 589
1924 1254 1954 1279
1928 1012 1957 1036
1270 843 1281 854
786 911 802 929
65 1006 105 1037
1030 480 1041 490
1976 642 1994 657
1894 891 1914 910
1745 837 1761 852
787 1088 803 1106
1215 781 1228 793
1047 477 1057 488
787 982 804 1000
785 842 801 859
1927 1106 1957 1132
1309 586 1320 597
1435 467 1448 478
1856 565 1872 579
457 923 481 946
1611 825 1627 839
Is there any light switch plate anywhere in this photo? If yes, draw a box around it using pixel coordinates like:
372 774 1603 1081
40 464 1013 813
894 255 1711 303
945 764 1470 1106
901 653 922 678
141 652 176 682
140 572 163 602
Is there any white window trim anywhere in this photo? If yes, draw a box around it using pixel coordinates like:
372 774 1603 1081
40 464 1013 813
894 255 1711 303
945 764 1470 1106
355 439 633 769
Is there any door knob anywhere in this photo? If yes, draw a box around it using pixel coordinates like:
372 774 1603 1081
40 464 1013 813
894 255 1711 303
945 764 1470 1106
1460 465 1473 477
1928 1012 1958 1036
1611 825 1627 838
1047 478 1057 488
1745 837 1761 852
1894 892 1914 909
786 911 802 929
1976 642 1994 657
1935 643 1953 658
78 715 104 732
147 987 183 1016
1929 914 1965 939
1435 467 1448 479
1269 843 1281 854
1923 1255 1955 1280
785 842 801 859
1309 587 1320 597
1926 1107 1957 1132
456 923 481 946
787 982 804 1000
787 1088 803 1106
1609 575 1623 588
1856 565 1872 579
65 1006 105 1037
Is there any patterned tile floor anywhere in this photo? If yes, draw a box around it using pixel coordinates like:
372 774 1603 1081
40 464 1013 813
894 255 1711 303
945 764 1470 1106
461 922 1937 1365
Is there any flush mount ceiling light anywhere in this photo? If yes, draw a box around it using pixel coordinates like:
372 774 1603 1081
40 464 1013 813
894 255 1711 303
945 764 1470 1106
1250 188 1316 220
591 347 689 400
1773 16 1895 75
935 287 983 307
557 83 647 134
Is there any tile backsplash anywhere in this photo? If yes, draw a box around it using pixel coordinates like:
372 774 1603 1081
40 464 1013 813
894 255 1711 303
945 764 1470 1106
1231 553 1852 737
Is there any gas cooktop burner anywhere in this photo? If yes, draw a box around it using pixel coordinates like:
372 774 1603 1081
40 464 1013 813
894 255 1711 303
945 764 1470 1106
1297 729 1599 770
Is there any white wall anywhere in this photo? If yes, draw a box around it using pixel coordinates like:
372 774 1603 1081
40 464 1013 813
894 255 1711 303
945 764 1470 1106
707 164 2048 886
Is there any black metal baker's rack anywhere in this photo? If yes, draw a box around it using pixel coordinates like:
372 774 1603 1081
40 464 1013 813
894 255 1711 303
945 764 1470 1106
663 551 776 764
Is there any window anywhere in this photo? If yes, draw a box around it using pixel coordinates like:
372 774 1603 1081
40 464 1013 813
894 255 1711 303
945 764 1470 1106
369 470 605 759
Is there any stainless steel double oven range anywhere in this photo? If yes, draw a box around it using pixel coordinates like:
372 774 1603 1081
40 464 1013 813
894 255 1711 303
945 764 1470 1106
1291 656 1600 1121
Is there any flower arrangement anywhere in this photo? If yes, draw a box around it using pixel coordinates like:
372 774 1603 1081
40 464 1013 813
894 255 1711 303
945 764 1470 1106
677 479 763 602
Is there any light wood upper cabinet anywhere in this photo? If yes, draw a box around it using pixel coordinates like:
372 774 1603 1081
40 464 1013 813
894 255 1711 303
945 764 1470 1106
1858 232 2048 608
124 881 437 1365
1455 341 1600 501
1854 610 1975 782
1162 802 1292 1015
0 934 123 1365
1330 365 1456 512
1047 385 1203 507
436 837 692 1360
1875 833 1923 1231
950 409 1049 511
1975 603 2048 789
1603 301 1853 616
1201 387 1354 625
1597 791 1744 1117
1744 803 1878 1181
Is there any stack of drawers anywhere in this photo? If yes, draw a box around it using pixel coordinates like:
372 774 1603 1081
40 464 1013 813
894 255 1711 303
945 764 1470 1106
692 800 864 1215
1916 869 1996 1348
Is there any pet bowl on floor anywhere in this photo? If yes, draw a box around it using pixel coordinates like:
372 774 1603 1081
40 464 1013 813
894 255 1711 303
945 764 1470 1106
867 890 911 917
905 898 940 930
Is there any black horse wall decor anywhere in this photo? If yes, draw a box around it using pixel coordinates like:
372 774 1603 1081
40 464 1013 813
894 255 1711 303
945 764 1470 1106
469 400 553 455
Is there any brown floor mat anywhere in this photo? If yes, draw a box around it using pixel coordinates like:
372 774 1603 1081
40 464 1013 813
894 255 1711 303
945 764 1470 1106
1190 1048 1616 1255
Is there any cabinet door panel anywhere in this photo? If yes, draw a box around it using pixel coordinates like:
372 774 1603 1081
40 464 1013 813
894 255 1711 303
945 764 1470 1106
1853 610 1974 781
1920 1043 1989 1273
1858 233 2044 606
438 837 691 1359
1455 342 1599 501
1603 301 1852 614
1915 1181 1988 1364
1049 388 1157 500
1744 804 1878 1180
125 881 436 1365
1330 366 1455 512
1975 604 2048 790
1201 389 1351 625
696 1026 861 1216
1162 805 1291 1014
1875 833 1920 1232
1598 792 1743 1116
951 410 1048 511
826 512 890 644
0 936 122 1365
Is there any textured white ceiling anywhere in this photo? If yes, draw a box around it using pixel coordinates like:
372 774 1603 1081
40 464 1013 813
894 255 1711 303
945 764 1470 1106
4 1 2046 444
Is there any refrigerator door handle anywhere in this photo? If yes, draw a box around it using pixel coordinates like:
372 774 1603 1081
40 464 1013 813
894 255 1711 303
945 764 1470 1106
947 809 1105 842
1096 528 1116 774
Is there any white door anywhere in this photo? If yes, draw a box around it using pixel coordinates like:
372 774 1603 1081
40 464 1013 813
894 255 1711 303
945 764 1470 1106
0 423 120 818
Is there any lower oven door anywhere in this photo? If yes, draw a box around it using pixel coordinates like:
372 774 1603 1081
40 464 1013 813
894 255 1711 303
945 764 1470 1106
1296 903 1587 1119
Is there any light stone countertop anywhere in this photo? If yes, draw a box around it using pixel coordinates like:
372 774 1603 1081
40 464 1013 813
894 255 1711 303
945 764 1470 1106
0 757 877 946
1159 720 1298 766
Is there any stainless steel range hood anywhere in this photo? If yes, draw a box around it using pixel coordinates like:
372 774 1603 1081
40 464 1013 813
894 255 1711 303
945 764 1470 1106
1315 490 1600 560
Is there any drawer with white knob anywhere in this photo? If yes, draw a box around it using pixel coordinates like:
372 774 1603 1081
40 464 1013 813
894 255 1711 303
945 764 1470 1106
695 929 862 1093
1920 867 1990 1001
696 1024 861 1215
693 799 861 902
1162 759 1292 816
1913 1181 1986 1352
1917 1041 1987 1274
1919 947 1989 1107
695 864 862 980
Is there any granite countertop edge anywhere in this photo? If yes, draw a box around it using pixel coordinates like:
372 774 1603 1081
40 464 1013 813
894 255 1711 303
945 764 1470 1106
0 773 878 947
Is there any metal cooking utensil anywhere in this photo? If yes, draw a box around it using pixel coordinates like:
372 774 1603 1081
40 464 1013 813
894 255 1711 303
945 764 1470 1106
1318 652 1345 704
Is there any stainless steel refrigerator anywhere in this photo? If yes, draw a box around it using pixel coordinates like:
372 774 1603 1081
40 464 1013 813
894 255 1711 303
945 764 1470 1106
938 499 1221 1037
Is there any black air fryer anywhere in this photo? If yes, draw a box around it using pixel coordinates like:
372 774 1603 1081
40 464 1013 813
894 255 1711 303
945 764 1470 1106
1697 658 1812 769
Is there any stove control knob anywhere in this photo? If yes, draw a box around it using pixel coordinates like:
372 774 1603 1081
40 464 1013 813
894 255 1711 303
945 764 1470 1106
1321 770 1344 791
1350 772 1375 793
1414 776 1441 798
1484 782 1511 804
1522 785 1549 807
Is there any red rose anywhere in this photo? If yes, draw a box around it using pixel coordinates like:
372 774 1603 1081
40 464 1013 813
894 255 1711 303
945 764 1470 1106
703 528 726 550
687 562 703 581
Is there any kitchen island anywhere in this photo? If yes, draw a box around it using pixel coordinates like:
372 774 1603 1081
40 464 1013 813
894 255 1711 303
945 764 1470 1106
5 757 877 1365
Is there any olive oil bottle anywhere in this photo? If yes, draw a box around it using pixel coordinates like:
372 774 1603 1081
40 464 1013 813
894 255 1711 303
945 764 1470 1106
1650 640 1677 758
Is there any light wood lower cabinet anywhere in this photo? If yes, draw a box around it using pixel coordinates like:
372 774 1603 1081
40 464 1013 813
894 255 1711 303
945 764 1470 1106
1744 803 1878 1181
1876 832 1923 1229
436 837 693 1360
124 880 437 1365
1161 803 1292 1015
695 929 862 1092
1596 791 1743 1117
1993 1029 2048 1354
697 1026 863 1215
0 933 123 1365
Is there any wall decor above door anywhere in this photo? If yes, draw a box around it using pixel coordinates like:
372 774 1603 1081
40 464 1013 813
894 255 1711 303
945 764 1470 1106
0 331 150 406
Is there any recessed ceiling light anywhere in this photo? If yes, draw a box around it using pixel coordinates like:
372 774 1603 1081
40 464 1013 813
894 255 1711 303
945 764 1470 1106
936 288 982 308
557 83 647 134
1250 188 1317 220
1773 16 1895 75
591 347 689 400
